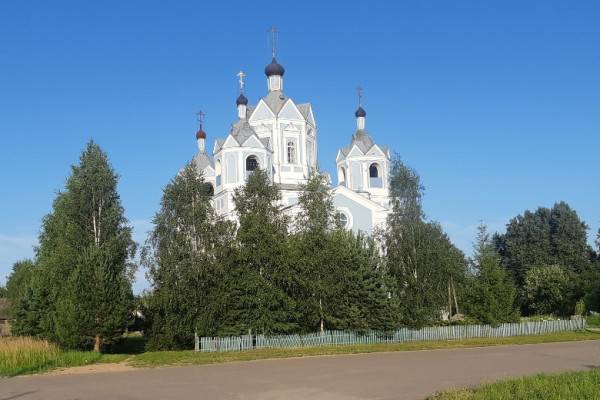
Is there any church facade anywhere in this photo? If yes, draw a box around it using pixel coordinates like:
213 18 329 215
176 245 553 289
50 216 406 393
192 56 391 234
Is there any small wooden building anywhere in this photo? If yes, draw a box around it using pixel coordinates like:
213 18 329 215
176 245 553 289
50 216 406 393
0 298 11 336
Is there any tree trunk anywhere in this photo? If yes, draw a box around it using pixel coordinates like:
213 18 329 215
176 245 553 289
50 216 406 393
319 298 324 333
94 334 102 353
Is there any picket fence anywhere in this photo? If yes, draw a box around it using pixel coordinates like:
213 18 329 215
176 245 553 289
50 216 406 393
195 319 586 353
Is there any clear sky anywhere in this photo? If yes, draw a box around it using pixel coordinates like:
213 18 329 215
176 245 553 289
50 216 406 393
1 1 599 292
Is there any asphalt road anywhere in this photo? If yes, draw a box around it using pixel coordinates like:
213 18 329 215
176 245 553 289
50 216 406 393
2 340 600 400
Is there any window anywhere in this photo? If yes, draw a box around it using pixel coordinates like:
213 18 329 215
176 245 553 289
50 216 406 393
203 183 214 196
369 163 379 178
335 212 349 228
246 156 259 172
287 141 296 164
369 163 383 188
215 159 222 186
245 155 259 179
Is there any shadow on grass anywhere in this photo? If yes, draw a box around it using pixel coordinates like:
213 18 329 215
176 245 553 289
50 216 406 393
108 335 147 355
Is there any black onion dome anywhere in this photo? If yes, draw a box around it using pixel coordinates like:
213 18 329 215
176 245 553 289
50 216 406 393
265 57 285 77
355 106 367 118
236 93 248 106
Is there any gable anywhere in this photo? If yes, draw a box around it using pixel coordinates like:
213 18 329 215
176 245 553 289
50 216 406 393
347 144 365 158
241 135 265 149
222 135 240 148
366 144 385 157
249 100 275 122
278 100 304 120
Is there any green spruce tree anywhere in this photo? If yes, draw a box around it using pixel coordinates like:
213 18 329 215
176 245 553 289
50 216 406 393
14 142 135 351
220 168 297 335
464 224 519 325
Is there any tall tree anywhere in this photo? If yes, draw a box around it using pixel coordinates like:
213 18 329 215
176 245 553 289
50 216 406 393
496 202 592 285
143 164 233 350
523 265 571 315
13 142 135 351
382 156 466 328
464 224 519 325
219 168 297 335
292 171 393 331
5 259 35 317
292 171 334 331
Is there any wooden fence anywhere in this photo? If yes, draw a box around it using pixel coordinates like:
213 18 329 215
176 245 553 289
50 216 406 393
195 319 586 353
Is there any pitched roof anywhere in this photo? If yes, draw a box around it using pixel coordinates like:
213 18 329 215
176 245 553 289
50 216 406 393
230 120 258 145
192 152 213 171
262 90 288 115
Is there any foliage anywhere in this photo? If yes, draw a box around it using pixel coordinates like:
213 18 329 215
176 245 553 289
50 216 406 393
218 168 297 335
143 164 233 350
496 202 592 286
464 224 519 325
4 260 35 317
523 265 571 315
427 369 600 400
11 141 135 352
382 156 466 328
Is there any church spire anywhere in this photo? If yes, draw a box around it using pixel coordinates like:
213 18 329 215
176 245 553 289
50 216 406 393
355 86 366 130
195 110 207 153
265 26 285 92
236 71 248 119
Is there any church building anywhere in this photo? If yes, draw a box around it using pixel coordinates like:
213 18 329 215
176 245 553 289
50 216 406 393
192 52 391 234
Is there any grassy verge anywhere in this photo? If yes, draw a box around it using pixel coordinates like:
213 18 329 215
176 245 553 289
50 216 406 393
427 369 600 399
130 330 600 368
0 337 128 377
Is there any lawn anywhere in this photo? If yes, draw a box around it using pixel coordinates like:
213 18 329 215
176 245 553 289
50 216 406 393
130 330 600 368
427 369 600 399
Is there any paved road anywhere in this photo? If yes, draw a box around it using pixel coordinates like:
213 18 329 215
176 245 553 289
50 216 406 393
2 340 600 400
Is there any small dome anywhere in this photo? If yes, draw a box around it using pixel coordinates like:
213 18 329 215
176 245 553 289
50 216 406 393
355 106 367 118
265 57 285 77
196 129 206 140
236 93 248 106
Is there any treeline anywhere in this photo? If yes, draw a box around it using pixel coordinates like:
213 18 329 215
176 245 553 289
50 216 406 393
1 142 599 351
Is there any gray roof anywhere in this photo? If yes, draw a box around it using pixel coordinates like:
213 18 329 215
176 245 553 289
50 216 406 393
230 120 258 145
297 103 311 122
340 129 375 156
339 129 390 158
192 152 213 171
262 90 288 114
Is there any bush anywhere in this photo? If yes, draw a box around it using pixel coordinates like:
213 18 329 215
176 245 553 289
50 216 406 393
523 265 571 315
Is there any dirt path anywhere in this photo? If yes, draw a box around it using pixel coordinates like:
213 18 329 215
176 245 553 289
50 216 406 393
2 340 600 400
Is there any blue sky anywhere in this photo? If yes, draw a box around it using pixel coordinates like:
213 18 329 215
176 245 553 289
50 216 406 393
1 1 599 292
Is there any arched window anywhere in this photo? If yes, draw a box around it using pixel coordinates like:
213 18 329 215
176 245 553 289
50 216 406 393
215 159 222 186
369 163 379 178
335 212 349 228
245 155 259 179
369 163 383 188
287 141 296 164
203 182 214 197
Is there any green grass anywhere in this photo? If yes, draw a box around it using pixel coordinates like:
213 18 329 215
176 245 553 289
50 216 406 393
427 369 600 399
0 336 129 377
130 330 600 368
587 315 600 327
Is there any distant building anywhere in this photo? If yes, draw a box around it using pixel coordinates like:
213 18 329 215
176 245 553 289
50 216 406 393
0 298 11 336
191 52 391 234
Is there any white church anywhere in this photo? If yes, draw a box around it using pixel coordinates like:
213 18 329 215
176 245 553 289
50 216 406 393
192 53 392 234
